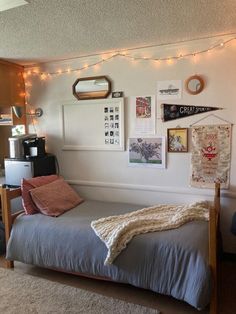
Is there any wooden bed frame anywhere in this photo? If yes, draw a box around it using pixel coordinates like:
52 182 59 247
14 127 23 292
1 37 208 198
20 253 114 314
0 183 221 314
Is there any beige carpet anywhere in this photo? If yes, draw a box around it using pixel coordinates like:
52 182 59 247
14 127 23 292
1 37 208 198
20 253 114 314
0 268 160 314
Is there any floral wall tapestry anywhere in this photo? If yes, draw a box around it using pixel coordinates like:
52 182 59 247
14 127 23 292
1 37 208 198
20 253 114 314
191 124 231 188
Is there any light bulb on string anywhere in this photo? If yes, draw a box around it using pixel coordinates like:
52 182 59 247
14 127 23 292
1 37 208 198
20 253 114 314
40 73 47 80
94 63 101 71
130 56 138 65
120 51 127 57
19 92 26 98
101 54 107 62
192 53 198 64
25 81 32 87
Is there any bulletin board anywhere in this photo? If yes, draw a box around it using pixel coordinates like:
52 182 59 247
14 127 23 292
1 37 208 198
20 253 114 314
62 98 124 151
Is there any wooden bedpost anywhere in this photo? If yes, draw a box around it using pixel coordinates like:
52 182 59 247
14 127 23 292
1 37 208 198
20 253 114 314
0 187 4 223
1 186 23 269
209 182 220 314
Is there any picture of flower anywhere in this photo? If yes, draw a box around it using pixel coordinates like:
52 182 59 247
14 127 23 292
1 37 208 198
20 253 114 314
128 137 166 168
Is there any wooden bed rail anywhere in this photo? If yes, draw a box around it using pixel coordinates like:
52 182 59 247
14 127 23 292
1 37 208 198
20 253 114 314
0 187 23 268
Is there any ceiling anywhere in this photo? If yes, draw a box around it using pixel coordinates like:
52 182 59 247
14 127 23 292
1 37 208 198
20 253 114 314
0 0 236 66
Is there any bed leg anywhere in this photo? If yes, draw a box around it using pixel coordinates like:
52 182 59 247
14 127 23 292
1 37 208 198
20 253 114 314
5 260 14 269
210 282 217 314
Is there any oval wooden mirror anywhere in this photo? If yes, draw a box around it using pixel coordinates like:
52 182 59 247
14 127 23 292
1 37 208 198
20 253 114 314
185 75 204 95
73 76 111 100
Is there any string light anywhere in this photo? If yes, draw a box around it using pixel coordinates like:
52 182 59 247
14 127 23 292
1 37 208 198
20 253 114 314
19 92 26 98
94 63 101 71
25 37 236 79
40 73 47 80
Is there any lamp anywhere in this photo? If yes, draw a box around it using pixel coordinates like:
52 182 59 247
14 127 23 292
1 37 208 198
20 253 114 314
12 105 43 118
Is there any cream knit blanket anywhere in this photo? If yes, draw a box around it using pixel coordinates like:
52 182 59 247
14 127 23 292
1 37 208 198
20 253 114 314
91 202 209 265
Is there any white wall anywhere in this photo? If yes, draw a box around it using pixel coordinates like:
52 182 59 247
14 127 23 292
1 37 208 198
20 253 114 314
26 36 236 253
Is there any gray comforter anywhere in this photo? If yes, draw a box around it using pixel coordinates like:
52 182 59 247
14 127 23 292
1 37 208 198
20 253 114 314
6 200 211 310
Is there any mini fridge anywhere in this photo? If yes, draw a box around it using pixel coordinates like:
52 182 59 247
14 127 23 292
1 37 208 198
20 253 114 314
4 154 57 187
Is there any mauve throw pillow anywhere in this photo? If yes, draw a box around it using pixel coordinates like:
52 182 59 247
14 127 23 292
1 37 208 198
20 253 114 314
21 175 59 215
29 178 83 217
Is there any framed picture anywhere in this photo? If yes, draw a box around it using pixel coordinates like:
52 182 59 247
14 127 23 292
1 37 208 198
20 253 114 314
167 128 188 152
128 137 166 168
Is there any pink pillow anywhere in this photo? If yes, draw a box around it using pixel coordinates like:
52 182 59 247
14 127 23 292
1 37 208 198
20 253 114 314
29 178 83 217
21 175 59 215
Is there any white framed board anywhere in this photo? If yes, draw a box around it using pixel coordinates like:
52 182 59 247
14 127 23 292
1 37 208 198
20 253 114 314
62 98 125 151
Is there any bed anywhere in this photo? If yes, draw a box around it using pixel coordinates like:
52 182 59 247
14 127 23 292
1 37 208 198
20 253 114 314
0 184 220 314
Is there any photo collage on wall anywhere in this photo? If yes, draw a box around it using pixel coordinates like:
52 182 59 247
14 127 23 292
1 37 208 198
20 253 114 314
104 105 120 145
